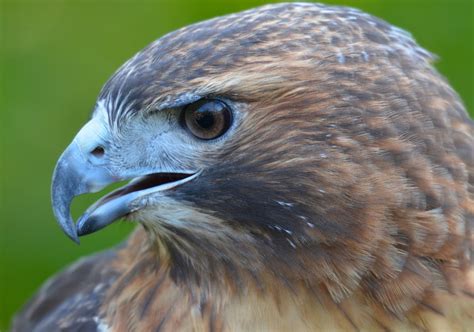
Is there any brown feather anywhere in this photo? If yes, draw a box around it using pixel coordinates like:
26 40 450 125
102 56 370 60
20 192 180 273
13 3 473 331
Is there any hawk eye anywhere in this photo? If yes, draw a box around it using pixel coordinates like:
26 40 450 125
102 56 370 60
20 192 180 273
181 99 232 140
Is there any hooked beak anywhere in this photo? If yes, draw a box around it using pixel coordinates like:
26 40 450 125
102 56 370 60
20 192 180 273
51 141 115 243
51 139 198 244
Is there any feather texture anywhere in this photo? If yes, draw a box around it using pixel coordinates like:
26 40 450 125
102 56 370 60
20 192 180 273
13 3 473 331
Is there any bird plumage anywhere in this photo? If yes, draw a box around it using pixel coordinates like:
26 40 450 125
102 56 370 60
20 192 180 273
13 3 473 331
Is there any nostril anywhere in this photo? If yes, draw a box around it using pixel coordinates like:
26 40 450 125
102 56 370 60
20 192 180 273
91 146 105 158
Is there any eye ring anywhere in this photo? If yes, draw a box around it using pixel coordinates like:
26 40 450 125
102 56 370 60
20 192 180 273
180 99 232 140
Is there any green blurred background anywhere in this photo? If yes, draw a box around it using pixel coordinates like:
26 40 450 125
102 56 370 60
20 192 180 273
1 0 472 329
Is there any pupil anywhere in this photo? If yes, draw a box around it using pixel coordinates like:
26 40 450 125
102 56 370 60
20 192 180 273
196 111 214 129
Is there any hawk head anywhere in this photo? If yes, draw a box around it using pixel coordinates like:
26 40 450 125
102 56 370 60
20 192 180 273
52 3 472 314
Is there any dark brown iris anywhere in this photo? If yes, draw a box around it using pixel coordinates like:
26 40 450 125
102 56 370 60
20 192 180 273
181 99 232 140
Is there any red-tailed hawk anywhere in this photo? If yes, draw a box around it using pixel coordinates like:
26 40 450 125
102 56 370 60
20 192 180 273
12 3 474 331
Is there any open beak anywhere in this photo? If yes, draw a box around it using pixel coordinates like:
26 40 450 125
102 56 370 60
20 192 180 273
51 140 197 243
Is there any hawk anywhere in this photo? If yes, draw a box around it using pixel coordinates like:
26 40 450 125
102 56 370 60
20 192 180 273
12 3 474 331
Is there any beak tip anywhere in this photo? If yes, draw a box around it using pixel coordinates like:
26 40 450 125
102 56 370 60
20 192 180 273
70 234 81 245
61 224 80 244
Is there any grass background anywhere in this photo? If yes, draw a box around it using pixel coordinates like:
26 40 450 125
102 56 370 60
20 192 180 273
1 0 472 329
